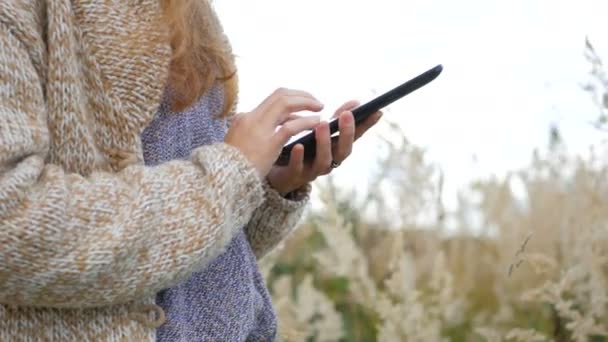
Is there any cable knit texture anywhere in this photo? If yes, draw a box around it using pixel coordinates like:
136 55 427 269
0 0 309 340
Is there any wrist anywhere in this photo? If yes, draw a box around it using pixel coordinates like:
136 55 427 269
266 177 289 197
267 181 310 200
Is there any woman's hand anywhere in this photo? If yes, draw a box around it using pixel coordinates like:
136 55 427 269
225 88 324 177
267 100 383 196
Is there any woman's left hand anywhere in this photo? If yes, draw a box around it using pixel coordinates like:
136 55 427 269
267 100 383 196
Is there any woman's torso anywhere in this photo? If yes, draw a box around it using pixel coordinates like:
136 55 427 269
142 86 278 341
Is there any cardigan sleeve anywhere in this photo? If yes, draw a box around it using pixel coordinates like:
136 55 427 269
244 181 311 259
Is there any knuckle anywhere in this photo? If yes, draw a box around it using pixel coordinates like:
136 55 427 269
319 159 332 173
274 87 289 97
279 126 293 139
231 114 246 127
282 127 294 137
277 96 292 110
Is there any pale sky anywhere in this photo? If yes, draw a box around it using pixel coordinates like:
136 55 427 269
214 0 608 209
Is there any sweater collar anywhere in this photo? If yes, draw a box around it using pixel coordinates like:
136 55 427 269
47 0 173 172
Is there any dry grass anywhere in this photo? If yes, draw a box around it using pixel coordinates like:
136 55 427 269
262 41 608 342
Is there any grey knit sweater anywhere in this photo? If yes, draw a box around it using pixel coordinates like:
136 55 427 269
141 86 301 341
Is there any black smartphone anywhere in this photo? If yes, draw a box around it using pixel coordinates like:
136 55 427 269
275 64 443 166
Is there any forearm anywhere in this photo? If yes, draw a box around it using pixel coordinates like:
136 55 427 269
0 142 264 308
245 182 311 259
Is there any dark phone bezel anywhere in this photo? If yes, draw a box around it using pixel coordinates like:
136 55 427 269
275 64 443 165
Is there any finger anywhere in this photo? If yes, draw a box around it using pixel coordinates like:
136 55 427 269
280 114 320 124
334 111 355 162
287 143 305 176
254 88 318 112
354 111 383 140
264 96 324 127
273 115 321 146
312 121 332 175
255 88 322 117
332 100 360 118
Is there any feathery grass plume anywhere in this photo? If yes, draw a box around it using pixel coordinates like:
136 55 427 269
262 39 608 342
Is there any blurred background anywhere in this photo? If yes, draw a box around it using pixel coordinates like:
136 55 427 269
216 0 608 340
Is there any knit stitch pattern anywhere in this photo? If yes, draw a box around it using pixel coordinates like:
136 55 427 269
0 0 309 340
147 85 306 342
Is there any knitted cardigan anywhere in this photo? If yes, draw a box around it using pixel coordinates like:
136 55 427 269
0 1 308 340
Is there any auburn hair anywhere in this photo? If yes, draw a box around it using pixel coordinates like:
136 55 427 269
160 0 237 116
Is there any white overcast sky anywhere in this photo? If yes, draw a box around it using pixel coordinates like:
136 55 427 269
214 0 608 208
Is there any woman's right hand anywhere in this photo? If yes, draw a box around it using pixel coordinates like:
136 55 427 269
224 88 324 177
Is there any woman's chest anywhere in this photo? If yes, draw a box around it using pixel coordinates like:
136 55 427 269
141 85 228 166
43 0 171 174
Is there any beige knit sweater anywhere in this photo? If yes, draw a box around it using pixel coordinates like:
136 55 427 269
0 0 309 340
